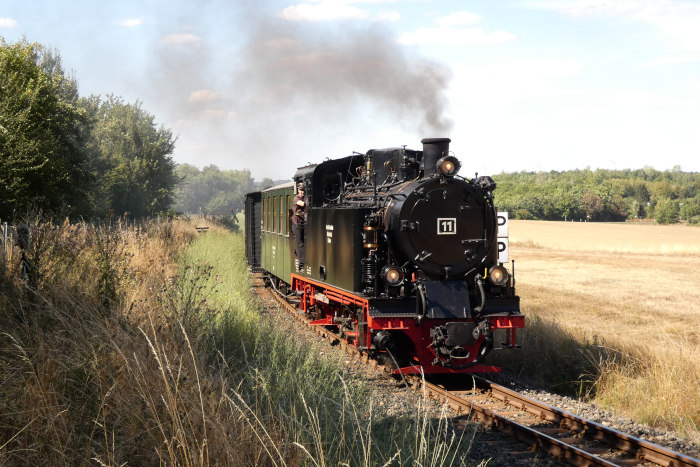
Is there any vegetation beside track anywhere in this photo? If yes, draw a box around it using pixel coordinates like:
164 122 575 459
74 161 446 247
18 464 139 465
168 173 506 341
488 221 700 443
180 227 478 466
0 218 477 465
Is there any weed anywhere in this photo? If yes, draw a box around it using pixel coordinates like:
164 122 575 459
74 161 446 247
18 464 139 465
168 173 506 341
0 219 481 465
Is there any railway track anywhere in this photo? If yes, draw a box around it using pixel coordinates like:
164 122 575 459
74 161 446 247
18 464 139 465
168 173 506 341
419 378 699 467
258 274 700 467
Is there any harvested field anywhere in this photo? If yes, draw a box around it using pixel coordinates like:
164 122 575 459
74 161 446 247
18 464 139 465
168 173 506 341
510 220 700 346
506 220 700 438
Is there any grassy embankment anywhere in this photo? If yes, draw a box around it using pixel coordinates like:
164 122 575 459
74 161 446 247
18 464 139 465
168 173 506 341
0 218 476 465
489 221 700 442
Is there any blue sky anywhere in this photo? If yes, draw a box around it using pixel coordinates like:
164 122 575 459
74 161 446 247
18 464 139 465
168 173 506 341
2 0 700 180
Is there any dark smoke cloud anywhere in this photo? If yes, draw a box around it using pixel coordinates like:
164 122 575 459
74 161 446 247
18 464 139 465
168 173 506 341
237 19 453 135
144 2 454 178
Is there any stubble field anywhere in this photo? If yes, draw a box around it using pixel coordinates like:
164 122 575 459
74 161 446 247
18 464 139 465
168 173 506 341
506 220 700 439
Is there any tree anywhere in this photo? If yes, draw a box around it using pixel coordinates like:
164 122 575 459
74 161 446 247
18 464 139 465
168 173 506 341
655 200 679 224
493 168 699 224
679 198 700 223
0 39 90 219
174 164 255 215
84 96 178 217
581 190 604 221
259 177 275 190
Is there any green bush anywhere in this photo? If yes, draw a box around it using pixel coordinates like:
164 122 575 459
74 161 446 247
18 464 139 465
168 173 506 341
655 200 680 224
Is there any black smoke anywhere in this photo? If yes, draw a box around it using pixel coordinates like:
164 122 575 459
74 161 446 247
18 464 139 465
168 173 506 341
145 2 454 177
236 18 453 135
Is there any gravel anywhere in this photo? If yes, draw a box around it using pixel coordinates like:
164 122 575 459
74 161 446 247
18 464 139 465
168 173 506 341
489 370 700 460
257 283 700 464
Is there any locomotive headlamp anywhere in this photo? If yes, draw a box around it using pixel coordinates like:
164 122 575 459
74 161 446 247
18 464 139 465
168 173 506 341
487 265 509 286
383 266 405 286
436 155 461 177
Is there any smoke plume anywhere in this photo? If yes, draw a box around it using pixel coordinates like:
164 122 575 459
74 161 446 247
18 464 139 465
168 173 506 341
145 3 454 178
237 19 453 135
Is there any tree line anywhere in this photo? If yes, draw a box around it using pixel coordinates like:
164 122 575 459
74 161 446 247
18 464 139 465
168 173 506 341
2 38 697 225
1 38 280 224
173 165 277 215
492 168 700 224
1 39 177 221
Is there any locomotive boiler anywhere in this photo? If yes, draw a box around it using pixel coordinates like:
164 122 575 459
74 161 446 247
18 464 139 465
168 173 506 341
245 138 524 374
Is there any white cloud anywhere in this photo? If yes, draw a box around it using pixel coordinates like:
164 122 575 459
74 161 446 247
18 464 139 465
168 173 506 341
478 58 583 81
399 10 515 46
117 18 143 27
436 11 482 27
373 10 401 22
450 59 583 108
0 17 19 28
399 27 515 46
445 57 700 175
295 0 398 3
161 33 202 45
685 78 700 96
522 0 700 50
279 1 400 22
645 56 700 67
279 3 369 21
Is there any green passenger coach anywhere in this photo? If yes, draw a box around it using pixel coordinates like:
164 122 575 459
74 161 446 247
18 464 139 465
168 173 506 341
246 182 295 281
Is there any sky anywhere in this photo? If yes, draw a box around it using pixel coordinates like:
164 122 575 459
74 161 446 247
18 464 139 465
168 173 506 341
2 0 700 181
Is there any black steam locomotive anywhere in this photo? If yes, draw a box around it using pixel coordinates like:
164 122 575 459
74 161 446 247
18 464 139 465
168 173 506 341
245 138 523 374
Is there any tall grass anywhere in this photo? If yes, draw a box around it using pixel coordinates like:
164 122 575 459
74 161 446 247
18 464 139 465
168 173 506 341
585 336 699 437
184 228 478 466
488 312 700 441
495 221 700 443
0 218 479 465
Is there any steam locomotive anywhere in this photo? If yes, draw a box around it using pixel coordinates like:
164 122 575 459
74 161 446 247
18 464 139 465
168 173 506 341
245 138 524 374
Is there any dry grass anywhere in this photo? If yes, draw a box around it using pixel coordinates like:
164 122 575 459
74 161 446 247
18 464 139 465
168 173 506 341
1 218 477 465
511 220 700 255
0 218 276 465
503 220 700 440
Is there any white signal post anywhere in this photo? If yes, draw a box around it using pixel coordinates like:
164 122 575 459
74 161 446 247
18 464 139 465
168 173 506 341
497 212 509 264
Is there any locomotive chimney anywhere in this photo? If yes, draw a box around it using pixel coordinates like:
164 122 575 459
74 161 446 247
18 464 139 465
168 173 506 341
421 137 451 178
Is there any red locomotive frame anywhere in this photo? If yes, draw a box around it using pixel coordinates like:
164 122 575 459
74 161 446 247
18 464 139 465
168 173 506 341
291 273 525 375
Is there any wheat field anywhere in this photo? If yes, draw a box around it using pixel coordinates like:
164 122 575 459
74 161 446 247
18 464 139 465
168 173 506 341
507 220 700 437
510 220 700 346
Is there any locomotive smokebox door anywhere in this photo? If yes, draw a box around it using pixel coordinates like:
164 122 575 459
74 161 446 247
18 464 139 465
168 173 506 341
424 281 471 319
387 178 493 278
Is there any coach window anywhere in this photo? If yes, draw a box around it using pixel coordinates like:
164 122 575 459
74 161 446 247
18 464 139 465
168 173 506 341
274 197 280 233
277 195 284 234
262 198 266 231
267 196 271 231
277 195 281 234
285 195 290 235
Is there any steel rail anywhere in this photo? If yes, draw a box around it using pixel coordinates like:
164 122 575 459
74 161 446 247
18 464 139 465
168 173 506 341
423 380 618 466
258 274 700 467
480 377 700 467
422 377 700 467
